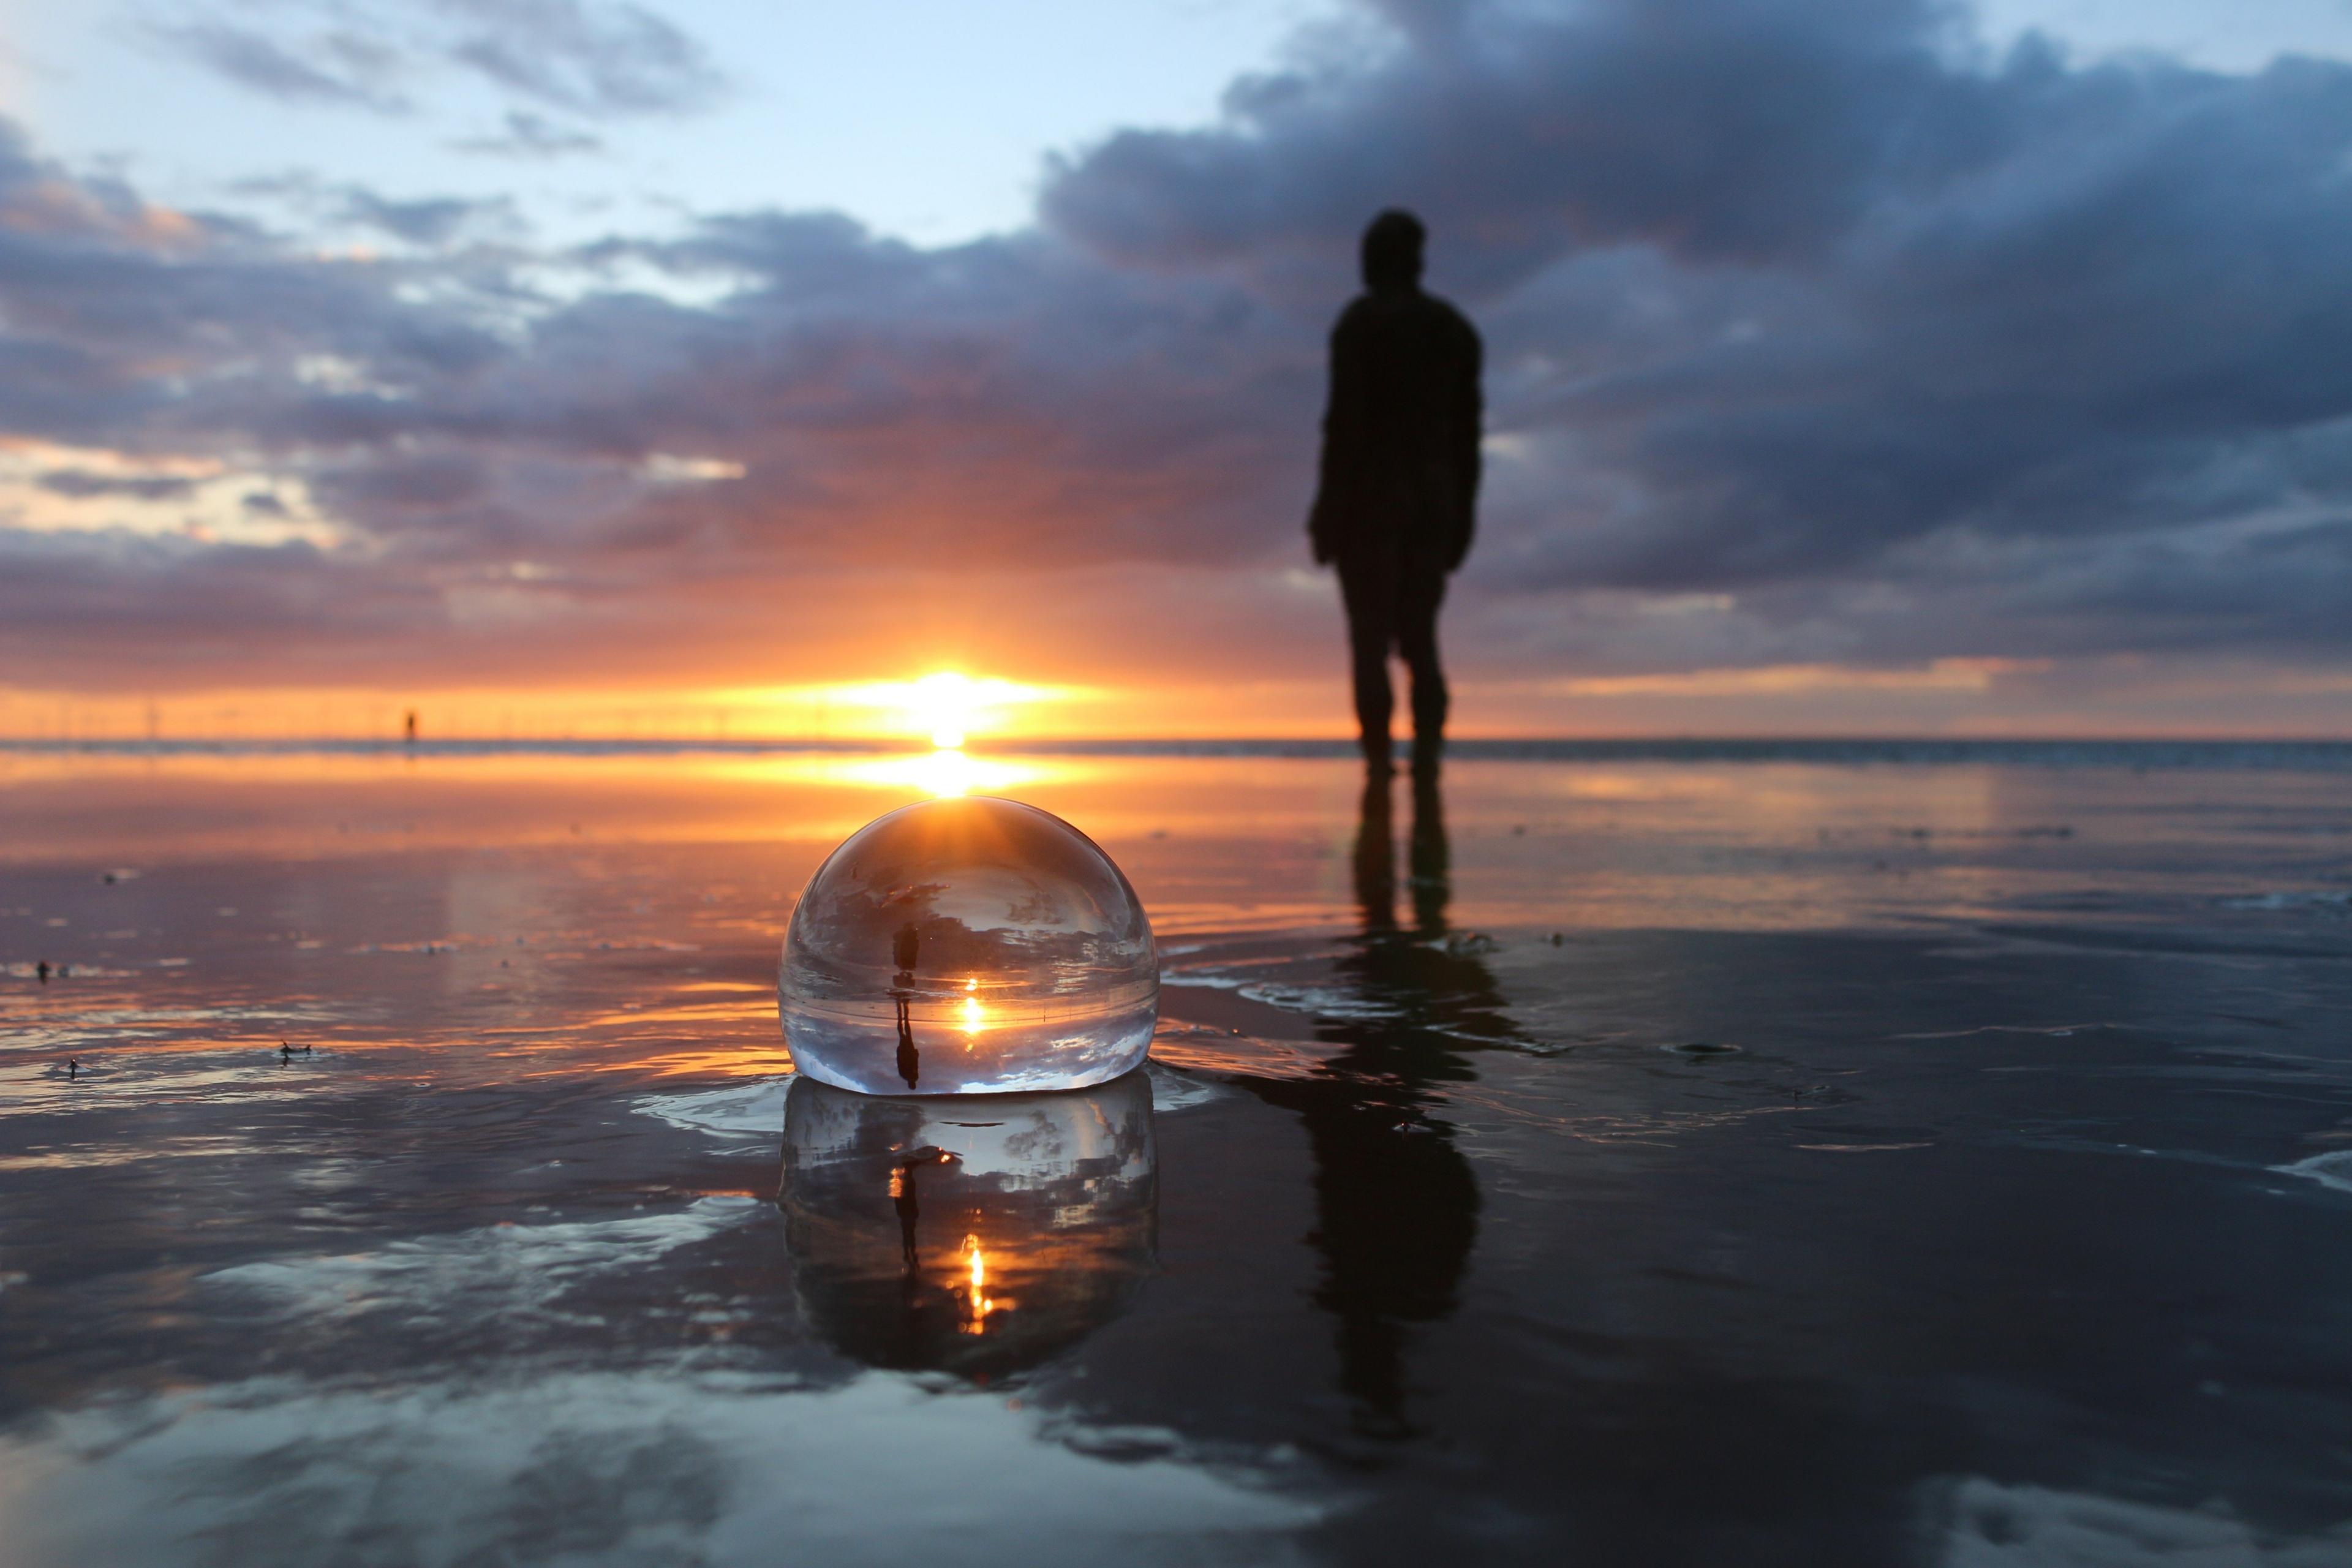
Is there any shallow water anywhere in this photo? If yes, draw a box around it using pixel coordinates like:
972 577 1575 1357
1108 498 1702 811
5 745 2352 1566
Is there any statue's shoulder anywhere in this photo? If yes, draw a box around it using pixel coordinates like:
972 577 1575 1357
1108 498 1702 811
1423 292 1480 344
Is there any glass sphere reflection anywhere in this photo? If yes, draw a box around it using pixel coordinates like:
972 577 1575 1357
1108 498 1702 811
777 1072 1157 1376
779 796 1158 1095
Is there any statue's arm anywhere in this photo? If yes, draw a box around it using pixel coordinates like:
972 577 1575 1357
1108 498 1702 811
1450 318 1483 571
1309 309 1365 565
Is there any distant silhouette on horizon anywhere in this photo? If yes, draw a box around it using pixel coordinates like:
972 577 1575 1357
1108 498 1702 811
1310 209 1483 774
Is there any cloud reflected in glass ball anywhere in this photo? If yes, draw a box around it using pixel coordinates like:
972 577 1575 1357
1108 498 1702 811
775 1072 1158 1377
778 796 1158 1095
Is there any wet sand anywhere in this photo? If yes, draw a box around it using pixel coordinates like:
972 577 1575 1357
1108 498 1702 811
4 745 2352 1565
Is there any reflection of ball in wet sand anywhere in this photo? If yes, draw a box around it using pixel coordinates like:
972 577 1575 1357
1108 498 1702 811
778 797 1159 1096
777 1071 1157 1377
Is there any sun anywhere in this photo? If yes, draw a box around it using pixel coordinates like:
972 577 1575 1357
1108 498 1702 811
711 671 1069 750
869 670 1059 749
907 671 981 750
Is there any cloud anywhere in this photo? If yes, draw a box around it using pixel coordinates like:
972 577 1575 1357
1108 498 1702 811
0 530 440 682
219 170 524 246
440 0 723 116
145 0 723 119
1046 3 2352 601
154 18 407 111
36 470 198 501
9 0 2352 709
449 110 605 159
337 189 519 245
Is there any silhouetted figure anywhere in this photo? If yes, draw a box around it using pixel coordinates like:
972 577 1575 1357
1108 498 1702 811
36 960 48 983
892 921 922 1090
1310 210 1483 773
67 1058 77 1079
403 709 418 745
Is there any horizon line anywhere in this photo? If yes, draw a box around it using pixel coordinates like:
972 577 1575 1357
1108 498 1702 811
7 735 2352 762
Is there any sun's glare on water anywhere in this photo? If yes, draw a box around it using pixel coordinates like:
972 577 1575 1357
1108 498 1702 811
722 671 1064 747
959 1234 996 1335
838 746 1028 799
718 670 1068 796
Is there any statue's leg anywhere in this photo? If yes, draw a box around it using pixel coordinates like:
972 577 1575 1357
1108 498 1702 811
1339 553 1397 767
1398 565 1449 763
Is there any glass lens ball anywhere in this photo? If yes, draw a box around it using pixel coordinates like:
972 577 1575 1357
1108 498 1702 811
778 796 1158 1095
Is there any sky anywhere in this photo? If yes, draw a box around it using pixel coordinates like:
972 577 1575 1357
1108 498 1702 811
5 0 2352 739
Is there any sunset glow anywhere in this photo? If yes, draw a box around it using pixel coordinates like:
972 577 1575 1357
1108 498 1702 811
4 0 2351 742
790 674 1065 748
12 662 2352 745
836 747 1037 799
910 674 977 750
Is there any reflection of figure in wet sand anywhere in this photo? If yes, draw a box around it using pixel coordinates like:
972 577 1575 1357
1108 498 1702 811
892 921 921 1090
890 1146 956 1274
894 1011 919 1091
1249 761 1517 1436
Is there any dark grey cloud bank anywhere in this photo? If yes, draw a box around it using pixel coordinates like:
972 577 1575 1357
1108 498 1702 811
8 0 2352 695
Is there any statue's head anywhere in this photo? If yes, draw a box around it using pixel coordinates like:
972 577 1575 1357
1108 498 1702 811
1360 209 1426 293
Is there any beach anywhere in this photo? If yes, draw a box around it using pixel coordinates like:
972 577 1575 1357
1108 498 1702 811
4 743 2352 1564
